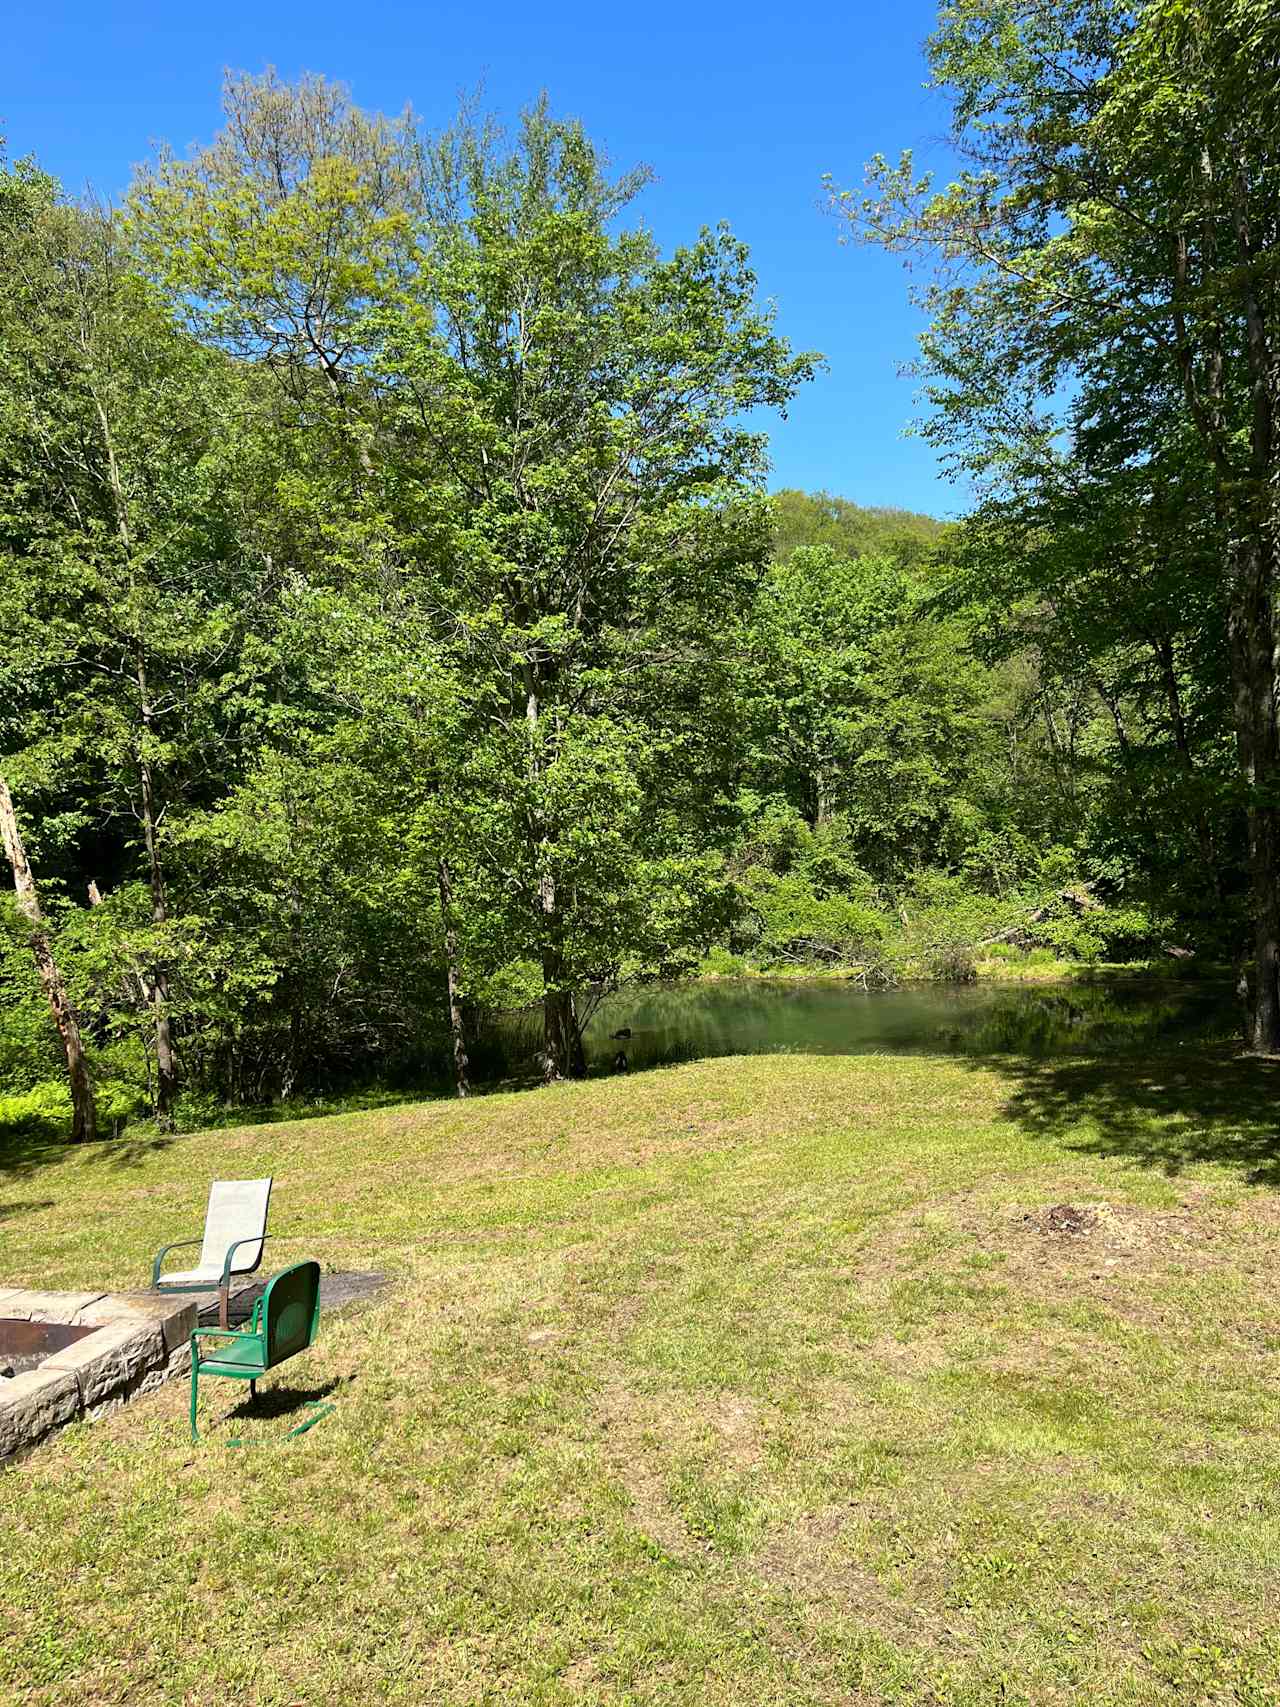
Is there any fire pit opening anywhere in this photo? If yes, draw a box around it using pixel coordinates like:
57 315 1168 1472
0 1317 96 1380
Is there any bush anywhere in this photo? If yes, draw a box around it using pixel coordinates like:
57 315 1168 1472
699 946 750 976
925 943 978 983
1026 897 1167 963
0 1079 73 1141
744 870 886 966
982 942 1019 963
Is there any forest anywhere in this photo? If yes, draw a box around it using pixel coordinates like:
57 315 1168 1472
2 0 1277 1138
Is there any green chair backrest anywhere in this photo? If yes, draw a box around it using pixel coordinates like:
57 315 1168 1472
261 1260 321 1369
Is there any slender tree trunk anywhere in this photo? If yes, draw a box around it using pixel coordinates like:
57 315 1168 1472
0 777 97 1143
566 988 587 1077
1226 152 1279 1051
1170 159 1279 1048
539 888 571 1083
524 667 585 1081
1229 529 1280 1052
90 383 178 1120
1154 636 1221 902
437 857 470 1097
137 721 177 1122
535 875 587 1081
813 767 829 829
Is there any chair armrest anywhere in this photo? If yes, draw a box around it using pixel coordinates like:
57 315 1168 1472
190 1327 264 1347
219 1234 272 1286
152 1238 202 1285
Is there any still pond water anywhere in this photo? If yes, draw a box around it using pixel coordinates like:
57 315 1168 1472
564 977 1236 1072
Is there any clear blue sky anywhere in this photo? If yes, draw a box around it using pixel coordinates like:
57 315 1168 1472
5 0 963 516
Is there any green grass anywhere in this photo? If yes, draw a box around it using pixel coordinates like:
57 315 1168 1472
3 1047 1280 1705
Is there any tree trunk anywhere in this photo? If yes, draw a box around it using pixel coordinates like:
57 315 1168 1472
541 970 586 1082
0 777 97 1142
1229 529 1280 1052
437 858 470 1097
813 768 829 829
523 668 586 1082
539 892 569 1083
1171 154 1279 1050
89 382 178 1120
1153 636 1221 901
566 988 587 1077
137 733 177 1123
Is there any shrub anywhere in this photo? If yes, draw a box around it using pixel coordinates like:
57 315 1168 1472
925 943 978 983
699 946 749 976
0 1079 73 1141
744 870 886 966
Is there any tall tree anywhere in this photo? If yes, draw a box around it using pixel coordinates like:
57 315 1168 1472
834 0 1280 1045
376 105 813 1076
134 85 814 1079
0 158 270 1119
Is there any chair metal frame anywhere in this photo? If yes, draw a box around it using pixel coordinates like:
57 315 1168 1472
152 1178 273 1327
188 1259 332 1445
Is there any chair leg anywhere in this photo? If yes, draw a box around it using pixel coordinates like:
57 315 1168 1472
249 1379 257 1402
190 1365 200 1443
285 1401 335 1439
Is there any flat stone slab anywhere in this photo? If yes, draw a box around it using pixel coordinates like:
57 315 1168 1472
1 1290 106 1322
86 1293 199 1353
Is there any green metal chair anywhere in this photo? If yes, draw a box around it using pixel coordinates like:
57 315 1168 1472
189 1260 332 1444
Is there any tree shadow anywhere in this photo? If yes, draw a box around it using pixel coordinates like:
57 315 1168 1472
0 1128 174 1183
975 1045 1280 1185
0 1198 55 1222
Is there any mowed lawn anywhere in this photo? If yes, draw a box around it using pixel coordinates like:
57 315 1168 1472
4 1049 1280 1706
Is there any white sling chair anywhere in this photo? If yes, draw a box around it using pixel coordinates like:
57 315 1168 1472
152 1178 274 1328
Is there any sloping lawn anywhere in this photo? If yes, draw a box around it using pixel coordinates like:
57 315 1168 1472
3 1049 1280 1705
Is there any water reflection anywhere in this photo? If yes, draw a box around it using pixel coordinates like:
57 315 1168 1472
571 977 1235 1070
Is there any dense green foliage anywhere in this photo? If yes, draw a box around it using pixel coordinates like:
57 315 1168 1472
3 15 1264 1133
831 0 1280 1042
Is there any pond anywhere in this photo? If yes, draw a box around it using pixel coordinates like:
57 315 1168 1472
565 976 1238 1072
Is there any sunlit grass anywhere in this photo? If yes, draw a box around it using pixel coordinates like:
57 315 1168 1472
3 1049 1280 1704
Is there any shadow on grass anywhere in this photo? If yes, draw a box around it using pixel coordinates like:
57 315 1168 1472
223 1376 347 1428
976 1045 1280 1185
0 1197 55 1221
0 1120 177 1183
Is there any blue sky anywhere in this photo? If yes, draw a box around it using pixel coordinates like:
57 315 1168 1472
5 0 962 515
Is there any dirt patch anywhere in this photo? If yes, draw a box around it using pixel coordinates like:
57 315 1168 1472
839 1186 1266 1354
708 1393 764 1470
205 1269 390 1327
1028 1203 1098 1238
748 1505 963 1656
1012 1200 1169 1260
752 1507 855 1593
1011 1197 1224 1260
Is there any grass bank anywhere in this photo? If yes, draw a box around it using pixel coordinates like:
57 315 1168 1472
3 1047 1280 1704
697 953 1224 986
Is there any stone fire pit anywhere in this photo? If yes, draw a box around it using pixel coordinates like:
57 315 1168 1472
0 1287 197 1465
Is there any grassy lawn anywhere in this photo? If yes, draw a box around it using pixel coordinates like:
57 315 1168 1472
3 1047 1280 1705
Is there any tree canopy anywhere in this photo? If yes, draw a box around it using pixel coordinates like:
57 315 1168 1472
3 15 1271 1138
